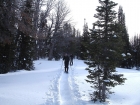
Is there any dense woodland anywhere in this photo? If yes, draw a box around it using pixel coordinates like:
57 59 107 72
0 0 140 102
0 0 81 73
0 0 140 72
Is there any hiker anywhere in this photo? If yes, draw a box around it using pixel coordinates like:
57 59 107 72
70 54 73 66
63 53 70 73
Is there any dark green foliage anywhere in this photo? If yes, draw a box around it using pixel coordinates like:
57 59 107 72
0 44 10 73
0 0 18 73
118 6 132 69
85 0 126 102
17 0 35 70
37 38 48 59
130 35 140 69
80 20 90 60
17 31 35 70
0 0 81 71
0 31 18 73
0 0 36 73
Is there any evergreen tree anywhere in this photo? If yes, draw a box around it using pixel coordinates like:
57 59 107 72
0 0 18 73
85 0 126 102
68 27 78 56
18 32 34 70
62 23 72 53
74 30 81 59
118 6 132 68
18 0 35 70
80 19 89 60
130 35 140 69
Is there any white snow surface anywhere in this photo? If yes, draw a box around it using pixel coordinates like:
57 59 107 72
0 59 140 105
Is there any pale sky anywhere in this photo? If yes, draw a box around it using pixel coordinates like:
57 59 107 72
65 0 140 38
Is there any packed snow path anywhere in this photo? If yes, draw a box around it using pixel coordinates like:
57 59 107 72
46 63 84 105
59 71 74 105
59 66 84 105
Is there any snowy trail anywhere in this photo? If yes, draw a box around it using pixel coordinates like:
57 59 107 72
59 71 74 105
58 65 84 105
45 61 84 105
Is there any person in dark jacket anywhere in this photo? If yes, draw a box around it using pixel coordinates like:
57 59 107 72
70 54 73 66
63 53 70 73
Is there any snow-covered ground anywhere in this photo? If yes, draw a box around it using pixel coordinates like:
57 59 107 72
0 59 140 105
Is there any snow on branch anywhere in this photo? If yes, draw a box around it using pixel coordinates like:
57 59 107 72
103 80 110 82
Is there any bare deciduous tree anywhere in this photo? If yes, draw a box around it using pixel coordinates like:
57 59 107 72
37 0 56 37
48 0 71 60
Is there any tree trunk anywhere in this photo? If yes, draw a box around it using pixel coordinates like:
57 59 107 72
48 42 55 60
102 82 106 102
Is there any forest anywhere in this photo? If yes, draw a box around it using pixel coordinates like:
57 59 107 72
0 0 140 74
1 0 140 103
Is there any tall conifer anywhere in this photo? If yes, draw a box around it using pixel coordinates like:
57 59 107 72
18 0 35 70
80 19 89 60
85 0 126 102
118 6 132 68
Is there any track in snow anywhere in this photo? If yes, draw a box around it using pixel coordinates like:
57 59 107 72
58 65 84 105
45 63 84 105
59 71 74 105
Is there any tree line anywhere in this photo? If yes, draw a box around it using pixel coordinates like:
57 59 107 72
0 0 81 73
1 0 139 70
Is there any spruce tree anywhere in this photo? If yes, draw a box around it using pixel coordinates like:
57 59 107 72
85 0 126 102
130 35 140 69
118 6 132 68
80 19 89 60
0 0 17 73
18 0 35 70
